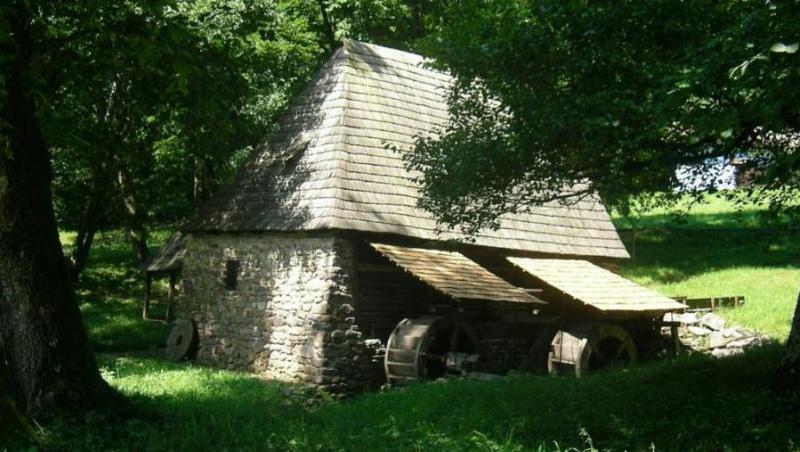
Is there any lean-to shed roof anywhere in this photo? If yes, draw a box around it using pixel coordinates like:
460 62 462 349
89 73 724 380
141 232 186 273
371 243 543 304
508 257 685 313
184 40 629 259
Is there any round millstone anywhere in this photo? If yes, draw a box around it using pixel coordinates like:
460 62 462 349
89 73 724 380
165 319 196 361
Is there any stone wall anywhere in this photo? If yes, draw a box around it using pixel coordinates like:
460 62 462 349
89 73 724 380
177 232 382 393
663 312 772 358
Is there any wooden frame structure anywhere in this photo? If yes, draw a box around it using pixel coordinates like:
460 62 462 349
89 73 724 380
143 270 178 323
140 232 186 323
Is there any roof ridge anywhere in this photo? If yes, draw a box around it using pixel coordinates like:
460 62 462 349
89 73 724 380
342 39 427 64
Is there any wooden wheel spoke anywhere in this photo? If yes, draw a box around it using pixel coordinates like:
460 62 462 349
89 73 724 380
614 342 629 359
449 321 460 352
423 352 445 363
549 324 637 378
590 343 607 363
385 316 478 383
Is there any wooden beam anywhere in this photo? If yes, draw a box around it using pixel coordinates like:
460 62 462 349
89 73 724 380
143 272 152 320
166 271 176 323
356 263 399 273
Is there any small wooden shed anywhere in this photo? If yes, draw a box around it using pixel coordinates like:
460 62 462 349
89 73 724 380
140 232 186 322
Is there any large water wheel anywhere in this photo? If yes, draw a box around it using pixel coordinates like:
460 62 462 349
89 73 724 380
548 323 637 377
385 316 479 383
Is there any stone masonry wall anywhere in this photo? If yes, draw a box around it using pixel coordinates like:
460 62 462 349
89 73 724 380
177 232 382 393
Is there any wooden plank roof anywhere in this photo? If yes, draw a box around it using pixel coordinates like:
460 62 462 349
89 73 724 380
141 232 186 273
507 257 685 313
372 243 543 304
184 40 629 259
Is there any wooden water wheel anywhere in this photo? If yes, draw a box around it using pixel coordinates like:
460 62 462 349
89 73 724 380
547 323 637 377
385 316 479 383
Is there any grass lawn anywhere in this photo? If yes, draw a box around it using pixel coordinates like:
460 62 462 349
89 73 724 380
618 229 799 339
612 194 800 340
61 230 173 352
25 197 798 451
611 192 799 230
38 347 800 451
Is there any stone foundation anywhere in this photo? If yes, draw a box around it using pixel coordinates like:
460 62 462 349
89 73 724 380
663 312 772 357
177 232 382 393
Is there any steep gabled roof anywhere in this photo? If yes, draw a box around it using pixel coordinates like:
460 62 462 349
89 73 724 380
184 40 629 259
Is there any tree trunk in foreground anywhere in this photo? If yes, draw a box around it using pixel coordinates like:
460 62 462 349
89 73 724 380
315 0 338 54
774 291 800 392
0 340 34 442
0 0 121 415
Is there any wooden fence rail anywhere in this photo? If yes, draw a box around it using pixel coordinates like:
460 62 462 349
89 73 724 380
671 295 745 312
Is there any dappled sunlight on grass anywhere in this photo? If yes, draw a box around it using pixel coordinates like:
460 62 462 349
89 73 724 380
618 228 799 339
42 347 800 451
101 357 287 403
611 192 800 229
61 228 174 352
81 302 170 352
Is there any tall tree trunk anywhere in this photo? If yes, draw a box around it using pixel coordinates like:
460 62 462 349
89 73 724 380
775 291 800 392
193 157 215 202
0 0 121 414
112 151 149 263
411 0 424 38
68 175 107 281
315 0 338 53
0 339 34 443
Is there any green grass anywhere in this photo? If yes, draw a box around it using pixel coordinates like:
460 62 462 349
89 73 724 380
611 192 799 229
618 229 800 339
611 194 799 340
33 199 799 451
39 347 800 451
62 229 173 352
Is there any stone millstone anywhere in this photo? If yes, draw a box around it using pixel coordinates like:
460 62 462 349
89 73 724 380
165 319 196 361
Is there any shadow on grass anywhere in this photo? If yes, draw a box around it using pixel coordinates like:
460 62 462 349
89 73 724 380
620 228 800 284
614 208 799 230
81 301 171 353
41 346 800 451
45 357 314 451
69 229 174 353
301 344 800 451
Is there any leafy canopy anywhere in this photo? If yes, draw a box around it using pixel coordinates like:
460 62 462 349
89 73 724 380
409 0 800 232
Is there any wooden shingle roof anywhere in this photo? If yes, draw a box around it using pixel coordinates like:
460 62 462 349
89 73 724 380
141 232 186 273
371 243 543 304
507 257 685 313
184 40 629 259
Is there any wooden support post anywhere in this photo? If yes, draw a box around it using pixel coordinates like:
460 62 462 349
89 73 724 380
166 272 176 323
670 323 681 356
710 297 716 312
143 272 152 320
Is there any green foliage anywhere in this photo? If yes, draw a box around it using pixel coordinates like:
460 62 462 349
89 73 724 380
409 0 800 232
36 0 451 268
323 0 445 49
42 0 326 229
